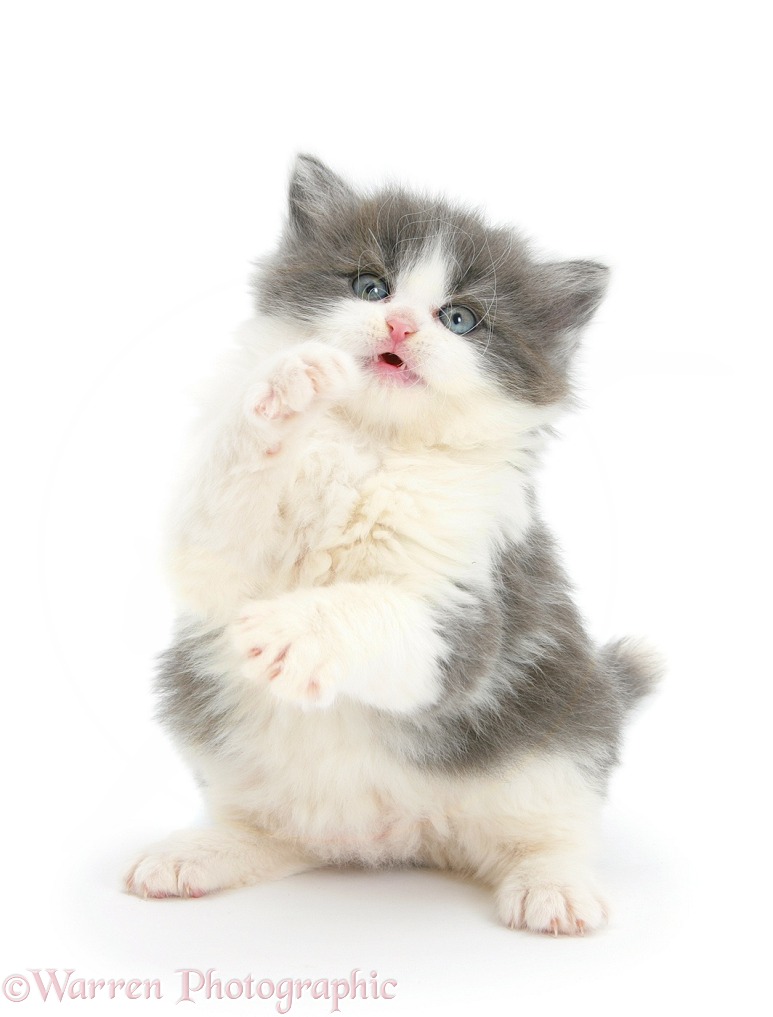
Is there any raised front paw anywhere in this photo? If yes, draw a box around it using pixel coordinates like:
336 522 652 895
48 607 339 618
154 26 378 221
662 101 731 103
230 597 341 708
246 343 360 422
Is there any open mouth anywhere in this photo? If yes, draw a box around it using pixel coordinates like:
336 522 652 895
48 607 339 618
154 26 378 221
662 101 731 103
378 352 404 368
372 350 422 387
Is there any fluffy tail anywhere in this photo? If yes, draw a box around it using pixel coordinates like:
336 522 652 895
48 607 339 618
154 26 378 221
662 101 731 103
601 636 665 711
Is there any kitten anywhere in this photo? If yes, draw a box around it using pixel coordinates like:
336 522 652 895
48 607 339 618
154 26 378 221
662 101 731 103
125 155 660 934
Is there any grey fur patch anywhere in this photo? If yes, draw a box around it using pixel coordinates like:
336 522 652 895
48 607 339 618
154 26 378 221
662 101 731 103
383 524 657 784
154 624 234 753
256 155 608 404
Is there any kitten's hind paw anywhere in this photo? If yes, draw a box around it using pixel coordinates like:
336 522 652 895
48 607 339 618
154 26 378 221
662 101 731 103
125 830 245 899
497 875 608 936
126 850 211 899
125 826 314 899
247 343 360 422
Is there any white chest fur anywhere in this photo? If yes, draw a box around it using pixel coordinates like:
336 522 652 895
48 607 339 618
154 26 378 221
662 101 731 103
170 405 533 624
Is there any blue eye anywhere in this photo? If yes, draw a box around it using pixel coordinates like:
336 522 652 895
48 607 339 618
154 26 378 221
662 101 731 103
352 274 390 301
438 305 478 335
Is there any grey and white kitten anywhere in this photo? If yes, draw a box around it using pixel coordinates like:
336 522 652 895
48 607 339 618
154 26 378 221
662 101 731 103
126 155 659 934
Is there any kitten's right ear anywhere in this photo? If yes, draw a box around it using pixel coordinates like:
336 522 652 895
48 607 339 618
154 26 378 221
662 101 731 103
288 154 355 235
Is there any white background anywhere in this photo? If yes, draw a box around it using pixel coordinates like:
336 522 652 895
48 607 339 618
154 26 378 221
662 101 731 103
1 1 771 1014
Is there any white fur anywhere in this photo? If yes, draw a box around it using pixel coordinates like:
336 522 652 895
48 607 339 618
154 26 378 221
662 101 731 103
129 250 606 935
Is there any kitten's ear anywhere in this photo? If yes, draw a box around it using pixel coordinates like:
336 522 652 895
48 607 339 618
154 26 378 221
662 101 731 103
288 154 355 235
535 260 609 336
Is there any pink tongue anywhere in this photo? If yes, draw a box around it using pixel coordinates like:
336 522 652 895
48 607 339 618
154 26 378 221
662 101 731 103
380 353 403 368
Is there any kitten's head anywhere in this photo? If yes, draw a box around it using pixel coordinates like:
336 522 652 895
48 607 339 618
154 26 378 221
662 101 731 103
256 155 608 430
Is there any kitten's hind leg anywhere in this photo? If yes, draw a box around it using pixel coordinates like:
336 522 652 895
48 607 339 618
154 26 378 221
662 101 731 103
458 757 609 935
125 824 316 900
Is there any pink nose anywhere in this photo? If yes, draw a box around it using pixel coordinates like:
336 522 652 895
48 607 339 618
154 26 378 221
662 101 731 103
386 315 417 347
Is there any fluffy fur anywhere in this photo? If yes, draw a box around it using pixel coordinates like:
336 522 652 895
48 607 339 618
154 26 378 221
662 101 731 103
126 156 660 934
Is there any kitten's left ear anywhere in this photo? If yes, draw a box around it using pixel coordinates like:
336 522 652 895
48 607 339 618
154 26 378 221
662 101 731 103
288 154 356 235
536 259 610 336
